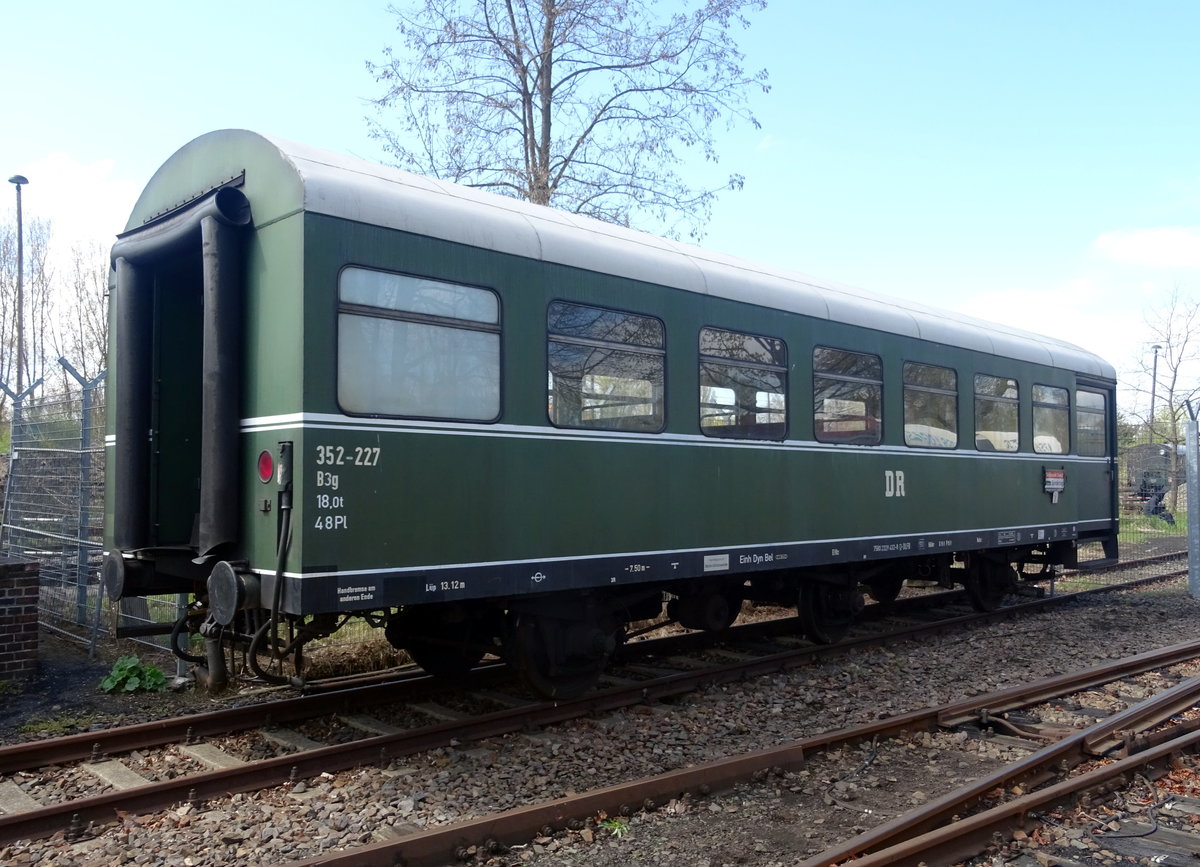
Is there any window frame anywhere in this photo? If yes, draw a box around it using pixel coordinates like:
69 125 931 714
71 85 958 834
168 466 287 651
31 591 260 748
335 266 502 422
698 326 788 441
1032 384 1070 455
902 362 958 449
1076 388 1109 457
973 373 1020 453
813 346 883 445
546 300 667 433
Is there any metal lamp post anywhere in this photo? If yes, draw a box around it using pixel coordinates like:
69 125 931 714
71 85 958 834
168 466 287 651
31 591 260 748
7 174 29 393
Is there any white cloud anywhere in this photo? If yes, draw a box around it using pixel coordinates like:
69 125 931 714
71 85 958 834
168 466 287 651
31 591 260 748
951 273 1177 418
952 279 1118 358
1092 227 1200 269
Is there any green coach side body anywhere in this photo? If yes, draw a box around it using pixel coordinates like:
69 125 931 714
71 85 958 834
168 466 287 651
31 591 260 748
105 130 1117 623
251 212 1111 615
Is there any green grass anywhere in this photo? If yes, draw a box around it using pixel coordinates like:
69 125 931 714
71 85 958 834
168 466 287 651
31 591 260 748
599 817 630 838
1119 511 1188 541
20 713 98 738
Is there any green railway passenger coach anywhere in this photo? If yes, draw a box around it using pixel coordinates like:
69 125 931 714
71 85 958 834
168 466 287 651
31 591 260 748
102 130 1119 697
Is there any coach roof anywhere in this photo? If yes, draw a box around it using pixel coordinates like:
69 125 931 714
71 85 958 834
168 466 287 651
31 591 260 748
125 130 1115 380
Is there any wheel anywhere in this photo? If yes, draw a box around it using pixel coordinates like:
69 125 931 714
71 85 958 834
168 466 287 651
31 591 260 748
385 608 488 679
798 582 862 644
669 589 743 632
404 637 485 680
965 559 1015 612
864 576 904 605
508 613 617 700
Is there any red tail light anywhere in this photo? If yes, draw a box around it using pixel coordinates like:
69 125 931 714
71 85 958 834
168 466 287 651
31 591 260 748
257 449 274 484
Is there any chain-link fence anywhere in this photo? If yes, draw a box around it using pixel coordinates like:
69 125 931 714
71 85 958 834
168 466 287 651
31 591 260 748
0 361 187 660
1119 441 1189 556
1 361 109 643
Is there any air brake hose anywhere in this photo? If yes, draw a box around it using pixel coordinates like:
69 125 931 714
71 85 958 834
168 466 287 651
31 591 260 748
269 485 292 665
267 441 294 674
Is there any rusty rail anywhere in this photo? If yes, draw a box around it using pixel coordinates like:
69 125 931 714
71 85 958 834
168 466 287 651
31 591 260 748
281 637 1200 866
821 722 1200 866
0 566 1186 851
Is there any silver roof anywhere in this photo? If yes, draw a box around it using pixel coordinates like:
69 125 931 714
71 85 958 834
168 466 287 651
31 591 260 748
175 131 1119 379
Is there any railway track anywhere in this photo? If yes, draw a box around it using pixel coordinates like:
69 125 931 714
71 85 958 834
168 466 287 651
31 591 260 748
279 636 1200 866
0 561 1188 861
800 659 1200 865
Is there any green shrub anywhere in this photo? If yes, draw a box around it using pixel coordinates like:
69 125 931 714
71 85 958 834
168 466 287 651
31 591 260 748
99 656 168 693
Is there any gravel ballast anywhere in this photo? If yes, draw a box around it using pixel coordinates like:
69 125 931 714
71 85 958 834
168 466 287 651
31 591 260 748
4 578 1199 866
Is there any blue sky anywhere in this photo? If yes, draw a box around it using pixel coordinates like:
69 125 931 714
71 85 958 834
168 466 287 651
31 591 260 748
3 1 1198 415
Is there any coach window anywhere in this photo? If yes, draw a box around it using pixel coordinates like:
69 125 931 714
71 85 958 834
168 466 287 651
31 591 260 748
1077 390 1108 457
813 348 882 445
337 268 500 420
903 363 957 448
1033 385 1069 454
974 374 1019 452
547 301 665 432
699 328 787 440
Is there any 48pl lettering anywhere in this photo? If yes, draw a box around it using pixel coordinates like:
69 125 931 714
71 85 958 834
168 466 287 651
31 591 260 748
310 444 380 533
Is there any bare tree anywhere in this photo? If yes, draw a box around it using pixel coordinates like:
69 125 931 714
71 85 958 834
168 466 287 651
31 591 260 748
1130 286 1200 513
0 216 53 394
25 219 53 389
368 0 769 238
0 220 111 418
0 216 53 467
50 241 109 384
0 222 15 396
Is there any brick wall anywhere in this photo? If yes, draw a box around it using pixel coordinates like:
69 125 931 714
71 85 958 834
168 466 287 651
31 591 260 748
0 557 39 682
